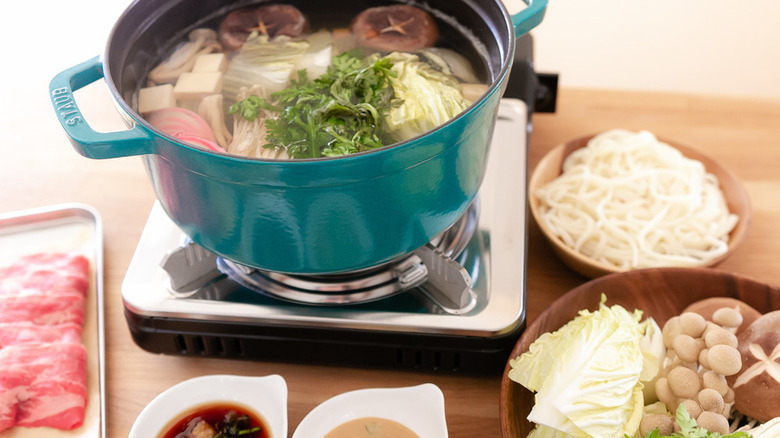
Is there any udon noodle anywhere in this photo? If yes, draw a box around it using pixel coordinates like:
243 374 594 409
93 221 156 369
535 129 739 270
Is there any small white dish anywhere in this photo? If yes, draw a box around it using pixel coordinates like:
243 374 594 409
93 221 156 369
128 374 287 438
292 383 448 438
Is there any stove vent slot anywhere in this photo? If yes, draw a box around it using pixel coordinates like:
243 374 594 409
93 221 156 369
174 334 186 354
395 348 462 372
173 334 243 357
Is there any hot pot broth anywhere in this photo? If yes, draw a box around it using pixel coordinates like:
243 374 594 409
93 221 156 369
132 1 491 159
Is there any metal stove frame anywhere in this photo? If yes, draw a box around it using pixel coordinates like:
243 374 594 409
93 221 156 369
122 97 530 374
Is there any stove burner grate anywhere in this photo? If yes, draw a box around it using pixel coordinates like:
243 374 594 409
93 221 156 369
162 198 480 311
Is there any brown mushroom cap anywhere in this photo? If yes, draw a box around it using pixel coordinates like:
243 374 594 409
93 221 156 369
702 370 729 396
219 5 310 51
662 316 681 349
707 344 742 376
672 333 701 363
350 5 439 52
682 297 761 334
655 377 676 406
697 388 724 413
640 414 675 436
696 411 729 435
667 366 701 399
727 310 780 422
704 325 738 348
712 307 744 328
679 399 702 419
679 312 707 337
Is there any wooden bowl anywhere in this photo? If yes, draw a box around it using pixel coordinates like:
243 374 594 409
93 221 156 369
528 134 753 278
499 267 780 438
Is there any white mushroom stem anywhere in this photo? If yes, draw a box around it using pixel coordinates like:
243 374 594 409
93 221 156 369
198 94 232 149
149 28 222 84
227 86 289 159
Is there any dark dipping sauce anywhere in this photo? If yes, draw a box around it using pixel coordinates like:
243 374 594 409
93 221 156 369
160 402 269 438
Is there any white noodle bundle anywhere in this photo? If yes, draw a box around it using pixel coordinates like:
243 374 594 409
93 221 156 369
535 129 739 270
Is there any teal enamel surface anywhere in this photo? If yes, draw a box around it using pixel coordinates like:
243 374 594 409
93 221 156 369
144 86 504 273
511 0 548 38
49 57 155 159
49 0 546 274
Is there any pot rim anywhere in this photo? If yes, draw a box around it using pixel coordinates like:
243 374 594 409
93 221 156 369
102 0 517 163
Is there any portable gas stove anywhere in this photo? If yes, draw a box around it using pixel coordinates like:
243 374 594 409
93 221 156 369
122 98 529 374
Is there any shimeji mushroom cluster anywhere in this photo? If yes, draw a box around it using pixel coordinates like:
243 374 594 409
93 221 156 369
641 308 744 435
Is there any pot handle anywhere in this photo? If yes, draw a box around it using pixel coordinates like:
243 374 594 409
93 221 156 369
49 56 155 159
503 0 548 38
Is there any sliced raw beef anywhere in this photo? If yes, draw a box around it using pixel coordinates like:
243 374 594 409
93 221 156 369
0 252 90 296
0 291 85 326
0 342 87 430
0 252 91 432
0 322 82 348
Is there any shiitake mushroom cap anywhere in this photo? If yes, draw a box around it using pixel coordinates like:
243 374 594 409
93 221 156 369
350 5 439 52
219 5 310 51
727 310 780 422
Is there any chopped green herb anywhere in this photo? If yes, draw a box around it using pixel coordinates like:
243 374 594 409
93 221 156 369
213 411 262 438
228 95 273 122
229 50 400 158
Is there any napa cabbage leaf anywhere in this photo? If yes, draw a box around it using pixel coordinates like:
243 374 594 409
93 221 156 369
381 52 472 140
509 295 661 438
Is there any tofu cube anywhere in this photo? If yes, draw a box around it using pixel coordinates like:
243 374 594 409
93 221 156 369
192 53 228 73
174 72 223 101
138 84 176 114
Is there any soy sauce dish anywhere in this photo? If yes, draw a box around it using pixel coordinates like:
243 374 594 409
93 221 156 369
128 374 287 438
292 384 448 438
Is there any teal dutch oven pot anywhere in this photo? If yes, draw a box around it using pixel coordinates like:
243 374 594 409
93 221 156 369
50 0 546 274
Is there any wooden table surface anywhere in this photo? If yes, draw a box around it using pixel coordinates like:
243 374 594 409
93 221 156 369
2 87 779 437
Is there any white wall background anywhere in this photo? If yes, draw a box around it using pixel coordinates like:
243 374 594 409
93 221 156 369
3 0 779 121
528 0 780 100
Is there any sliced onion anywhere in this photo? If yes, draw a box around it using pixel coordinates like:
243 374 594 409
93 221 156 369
174 134 226 153
147 107 217 142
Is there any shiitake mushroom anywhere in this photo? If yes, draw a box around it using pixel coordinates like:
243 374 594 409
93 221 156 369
727 310 780 423
219 5 310 51
350 4 439 52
